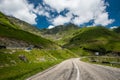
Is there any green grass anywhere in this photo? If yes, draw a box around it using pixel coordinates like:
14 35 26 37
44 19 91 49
65 27 120 55
113 26 120 33
0 12 19 29
41 24 80 46
69 27 120 45
0 12 78 80
67 47 91 56
0 12 59 49
0 24 55 48
7 16 41 36
0 60 61 80
81 56 120 68
0 49 78 80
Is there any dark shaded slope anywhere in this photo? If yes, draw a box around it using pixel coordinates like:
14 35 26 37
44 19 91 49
113 27 120 34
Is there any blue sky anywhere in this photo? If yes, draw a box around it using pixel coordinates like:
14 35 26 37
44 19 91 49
105 0 120 28
0 0 120 29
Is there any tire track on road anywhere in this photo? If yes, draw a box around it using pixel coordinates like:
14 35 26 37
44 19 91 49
73 61 80 80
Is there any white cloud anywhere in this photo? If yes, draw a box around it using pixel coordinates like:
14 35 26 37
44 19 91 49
33 4 50 18
0 0 37 24
94 13 114 26
0 0 114 27
42 0 114 26
48 25 55 29
110 26 118 29
52 15 72 26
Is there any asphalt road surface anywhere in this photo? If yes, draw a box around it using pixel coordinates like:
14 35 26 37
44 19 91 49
27 58 120 80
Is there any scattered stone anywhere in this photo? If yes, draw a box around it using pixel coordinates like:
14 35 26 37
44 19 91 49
18 55 28 62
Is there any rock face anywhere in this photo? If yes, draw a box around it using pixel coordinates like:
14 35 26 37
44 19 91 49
0 37 29 48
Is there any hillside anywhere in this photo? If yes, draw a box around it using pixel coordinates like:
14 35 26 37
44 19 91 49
64 27 120 55
7 16 41 36
0 12 79 80
0 49 78 80
41 24 80 45
0 12 58 49
113 27 120 34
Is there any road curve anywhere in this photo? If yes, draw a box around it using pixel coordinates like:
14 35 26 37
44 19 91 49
26 58 120 80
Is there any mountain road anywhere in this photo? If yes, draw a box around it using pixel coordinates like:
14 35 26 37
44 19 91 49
26 58 120 80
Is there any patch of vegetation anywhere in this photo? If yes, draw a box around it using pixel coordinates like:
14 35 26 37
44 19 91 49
0 12 58 49
0 61 61 80
0 12 18 29
41 23 80 45
81 56 120 68
67 47 91 56
113 27 120 34
7 16 41 36
0 49 78 80
64 26 120 55
0 12 79 80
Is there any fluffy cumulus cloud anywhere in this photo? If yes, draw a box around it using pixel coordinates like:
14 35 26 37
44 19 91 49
36 0 114 26
0 0 114 26
48 25 55 29
52 15 71 26
94 13 114 26
110 26 118 29
33 4 50 18
0 0 37 24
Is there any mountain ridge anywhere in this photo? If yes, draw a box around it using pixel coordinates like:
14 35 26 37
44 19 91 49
7 16 41 36
41 24 80 45
0 12 59 49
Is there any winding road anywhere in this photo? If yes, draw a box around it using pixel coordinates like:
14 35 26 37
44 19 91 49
27 58 120 80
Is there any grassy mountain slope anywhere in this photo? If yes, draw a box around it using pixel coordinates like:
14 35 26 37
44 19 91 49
64 27 120 55
41 24 80 45
0 12 58 49
0 48 78 80
113 27 120 34
7 16 41 36
0 12 79 80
